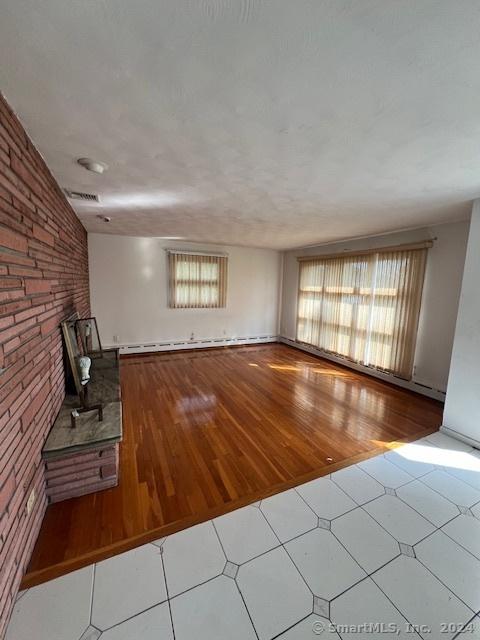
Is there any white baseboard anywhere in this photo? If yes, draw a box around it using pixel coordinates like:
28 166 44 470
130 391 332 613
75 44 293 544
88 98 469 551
279 336 446 402
114 334 446 402
115 334 278 355
440 425 480 450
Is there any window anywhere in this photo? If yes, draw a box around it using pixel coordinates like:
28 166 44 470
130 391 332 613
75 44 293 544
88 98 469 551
168 251 228 309
296 247 428 379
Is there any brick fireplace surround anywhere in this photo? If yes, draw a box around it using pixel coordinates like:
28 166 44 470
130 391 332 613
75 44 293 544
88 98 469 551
0 93 90 637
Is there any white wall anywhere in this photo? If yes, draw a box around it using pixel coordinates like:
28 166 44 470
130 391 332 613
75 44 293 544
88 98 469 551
89 220 469 394
280 220 470 393
443 202 480 446
88 234 281 347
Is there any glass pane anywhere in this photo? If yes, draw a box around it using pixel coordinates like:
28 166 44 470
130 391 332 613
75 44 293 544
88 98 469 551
200 262 219 281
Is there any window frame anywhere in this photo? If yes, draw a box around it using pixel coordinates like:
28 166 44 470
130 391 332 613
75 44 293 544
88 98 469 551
295 246 428 379
168 251 228 309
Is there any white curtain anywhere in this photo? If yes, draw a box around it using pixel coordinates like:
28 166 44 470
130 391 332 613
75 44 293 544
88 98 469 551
168 252 228 308
297 248 427 379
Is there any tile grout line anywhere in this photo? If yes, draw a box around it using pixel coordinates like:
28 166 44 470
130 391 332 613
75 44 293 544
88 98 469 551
255 498 322 608
12 435 480 640
269 612 315 640
344 457 480 543
233 578 260 640
294 479 359 521
354 458 417 492
89 563 96 628
441 465 480 493
413 544 478 615
160 545 176 640
269 453 480 636
367 570 432 640
440 521 480 561
364 533 477 640
358 477 480 640
215 505 320 631
381 449 435 477
394 487 462 528
92 548 171 634
355 494 434 549
329 465 385 504
208 458 476 636
416 469 480 509
97 600 170 635
212 515 261 638
278 450 480 637
451 613 480 640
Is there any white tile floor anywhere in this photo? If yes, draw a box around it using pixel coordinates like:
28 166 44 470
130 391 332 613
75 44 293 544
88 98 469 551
7 432 480 640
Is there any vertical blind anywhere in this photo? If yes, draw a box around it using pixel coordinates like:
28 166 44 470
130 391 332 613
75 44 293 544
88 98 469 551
296 247 428 379
168 251 228 308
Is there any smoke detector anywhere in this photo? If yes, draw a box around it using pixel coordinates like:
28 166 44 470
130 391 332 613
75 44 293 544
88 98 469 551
64 189 99 202
97 215 111 223
77 157 108 174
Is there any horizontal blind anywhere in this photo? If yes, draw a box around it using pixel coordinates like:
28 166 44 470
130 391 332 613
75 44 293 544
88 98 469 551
168 252 228 309
296 248 427 379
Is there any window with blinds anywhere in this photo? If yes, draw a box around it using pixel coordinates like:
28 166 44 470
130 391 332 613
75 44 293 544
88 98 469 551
168 251 228 309
296 247 428 379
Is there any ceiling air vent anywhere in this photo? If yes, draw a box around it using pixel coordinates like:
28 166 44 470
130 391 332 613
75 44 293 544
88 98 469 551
64 188 99 202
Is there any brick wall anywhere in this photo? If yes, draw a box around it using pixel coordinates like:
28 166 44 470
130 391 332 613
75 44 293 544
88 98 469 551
0 93 90 637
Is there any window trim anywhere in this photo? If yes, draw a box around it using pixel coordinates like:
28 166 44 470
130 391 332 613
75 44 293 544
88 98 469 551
167 250 228 309
296 240 433 262
295 247 428 379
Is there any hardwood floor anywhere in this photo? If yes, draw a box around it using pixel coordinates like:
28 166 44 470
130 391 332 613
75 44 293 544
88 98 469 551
23 343 443 587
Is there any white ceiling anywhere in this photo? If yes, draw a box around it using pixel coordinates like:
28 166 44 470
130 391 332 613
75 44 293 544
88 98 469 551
0 1 479 250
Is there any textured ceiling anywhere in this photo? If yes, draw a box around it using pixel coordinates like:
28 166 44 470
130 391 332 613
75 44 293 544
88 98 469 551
0 1 479 249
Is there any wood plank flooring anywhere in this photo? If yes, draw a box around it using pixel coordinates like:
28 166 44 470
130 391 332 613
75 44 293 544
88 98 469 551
23 343 443 587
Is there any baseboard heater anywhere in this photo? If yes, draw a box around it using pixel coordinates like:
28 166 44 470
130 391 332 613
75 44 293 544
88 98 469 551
115 335 278 355
280 336 446 402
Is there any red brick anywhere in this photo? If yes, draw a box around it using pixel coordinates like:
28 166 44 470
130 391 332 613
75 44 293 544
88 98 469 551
0 252 35 268
19 325 41 344
0 289 24 304
0 470 15 514
0 278 22 289
0 300 30 321
0 227 27 253
14 305 43 323
0 165 32 206
0 146 9 166
32 223 54 247
101 463 117 479
0 92 90 629
0 426 21 476
40 316 58 337
0 121 23 159
0 200 24 230
24 279 51 295
21 383 50 431
8 265 38 278
3 336 20 354
0 315 13 331
0 316 36 344
11 153 44 195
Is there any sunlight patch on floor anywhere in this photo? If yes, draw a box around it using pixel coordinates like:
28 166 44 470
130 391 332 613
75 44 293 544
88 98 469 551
383 441 480 473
